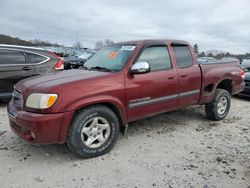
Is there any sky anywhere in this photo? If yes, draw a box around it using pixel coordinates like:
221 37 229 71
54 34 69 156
0 0 249 53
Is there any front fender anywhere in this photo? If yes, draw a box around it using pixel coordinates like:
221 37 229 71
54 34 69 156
58 95 127 143
66 95 126 122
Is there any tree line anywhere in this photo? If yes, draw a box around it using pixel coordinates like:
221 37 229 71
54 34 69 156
0 34 61 47
73 39 114 50
193 43 250 61
1 34 248 60
0 34 114 50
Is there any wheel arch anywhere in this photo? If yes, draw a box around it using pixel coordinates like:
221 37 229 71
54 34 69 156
58 97 127 143
215 78 233 94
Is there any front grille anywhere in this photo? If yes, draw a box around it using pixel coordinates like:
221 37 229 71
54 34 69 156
12 89 23 109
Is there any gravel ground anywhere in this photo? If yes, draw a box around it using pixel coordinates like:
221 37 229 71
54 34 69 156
0 97 249 188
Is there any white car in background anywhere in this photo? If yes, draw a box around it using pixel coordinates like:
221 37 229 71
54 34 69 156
241 58 250 72
198 57 217 64
220 57 240 64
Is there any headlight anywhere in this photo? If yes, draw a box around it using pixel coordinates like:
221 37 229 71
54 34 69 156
26 93 58 109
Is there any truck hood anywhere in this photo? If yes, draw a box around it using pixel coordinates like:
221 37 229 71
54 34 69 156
15 69 109 93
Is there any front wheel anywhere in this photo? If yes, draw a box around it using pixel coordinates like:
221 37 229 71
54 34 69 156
205 89 231 121
67 105 119 158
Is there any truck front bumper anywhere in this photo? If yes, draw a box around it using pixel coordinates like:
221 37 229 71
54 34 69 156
7 101 65 144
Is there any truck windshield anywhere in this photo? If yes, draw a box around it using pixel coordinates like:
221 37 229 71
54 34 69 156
84 45 136 72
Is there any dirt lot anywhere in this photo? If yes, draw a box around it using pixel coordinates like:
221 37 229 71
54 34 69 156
0 97 249 188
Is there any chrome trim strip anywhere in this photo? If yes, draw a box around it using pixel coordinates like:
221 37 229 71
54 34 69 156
179 89 200 97
128 89 200 109
129 94 178 109
8 112 17 119
0 92 12 98
25 50 50 65
7 109 17 119
0 64 30 66
0 44 45 50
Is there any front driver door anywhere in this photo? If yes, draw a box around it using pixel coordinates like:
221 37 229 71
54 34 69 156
125 45 179 122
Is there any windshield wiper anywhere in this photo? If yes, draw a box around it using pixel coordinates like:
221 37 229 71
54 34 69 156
89 66 112 72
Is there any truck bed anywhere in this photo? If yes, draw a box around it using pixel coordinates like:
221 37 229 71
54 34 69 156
199 61 244 104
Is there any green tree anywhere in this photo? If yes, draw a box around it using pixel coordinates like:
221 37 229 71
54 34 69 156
193 44 199 54
207 53 213 57
198 51 205 57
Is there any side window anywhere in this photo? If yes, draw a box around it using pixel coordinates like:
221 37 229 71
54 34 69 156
136 46 172 71
0 49 26 65
173 46 193 68
27 53 47 64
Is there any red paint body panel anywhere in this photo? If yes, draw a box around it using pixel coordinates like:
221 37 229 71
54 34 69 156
8 101 64 144
7 39 245 144
125 69 179 122
199 62 244 103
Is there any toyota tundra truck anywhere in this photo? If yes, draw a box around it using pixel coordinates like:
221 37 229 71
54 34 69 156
7 39 245 158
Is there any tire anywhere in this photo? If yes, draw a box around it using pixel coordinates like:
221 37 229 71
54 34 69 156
205 89 231 121
67 105 119 158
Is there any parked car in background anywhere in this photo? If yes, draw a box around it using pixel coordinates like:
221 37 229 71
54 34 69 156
242 57 250 62
0 45 64 100
241 58 250 71
220 57 240 64
239 59 250 97
7 39 245 158
198 57 217 64
63 51 94 70
239 71 250 97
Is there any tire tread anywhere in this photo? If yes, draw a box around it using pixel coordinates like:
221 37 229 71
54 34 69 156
205 89 231 121
67 105 119 158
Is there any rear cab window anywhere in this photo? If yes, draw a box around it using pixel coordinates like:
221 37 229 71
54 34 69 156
0 49 26 65
173 46 193 68
136 46 172 71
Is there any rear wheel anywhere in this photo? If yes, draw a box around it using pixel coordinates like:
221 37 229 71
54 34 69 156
67 105 119 158
205 89 231 121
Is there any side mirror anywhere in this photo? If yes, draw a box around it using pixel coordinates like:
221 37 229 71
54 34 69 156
130 61 150 74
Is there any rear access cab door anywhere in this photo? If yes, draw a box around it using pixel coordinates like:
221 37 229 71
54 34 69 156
171 43 202 107
0 48 35 98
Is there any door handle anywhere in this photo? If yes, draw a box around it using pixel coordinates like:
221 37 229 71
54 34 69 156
23 67 32 71
168 75 175 80
180 74 187 78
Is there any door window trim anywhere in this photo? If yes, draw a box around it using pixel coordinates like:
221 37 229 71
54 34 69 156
0 48 28 66
132 44 173 72
172 45 194 69
0 48 50 66
26 51 50 65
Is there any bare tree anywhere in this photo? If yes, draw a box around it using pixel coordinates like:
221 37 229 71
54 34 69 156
193 44 199 54
95 39 114 50
73 41 82 49
95 40 104 50
104 39 114 45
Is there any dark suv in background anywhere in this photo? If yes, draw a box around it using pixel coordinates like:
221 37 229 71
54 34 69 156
0 45 64 100
239 58 250 97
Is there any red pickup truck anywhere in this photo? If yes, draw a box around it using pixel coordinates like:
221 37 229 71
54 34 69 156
7 39 245 158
